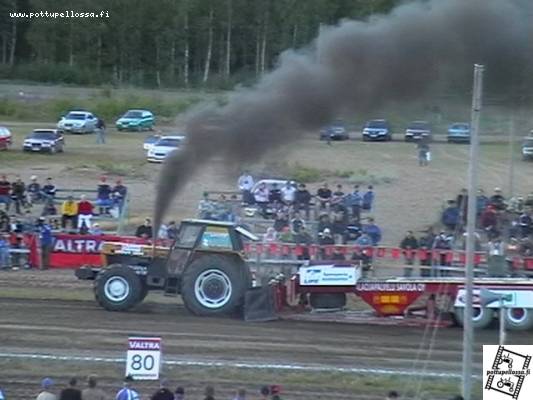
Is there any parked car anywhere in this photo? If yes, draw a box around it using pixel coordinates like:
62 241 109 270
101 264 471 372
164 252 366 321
522 136 533 160
405 120 431 141
320 120 349 141
147 135 185 162
23 129 64 153
143 134 162 151
362 119 392 141
447 122 470 143
116 109 154 131
0 126 12 150
57 111 97 134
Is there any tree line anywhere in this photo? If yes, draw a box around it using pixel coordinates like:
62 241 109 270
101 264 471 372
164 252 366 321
0 0 397 88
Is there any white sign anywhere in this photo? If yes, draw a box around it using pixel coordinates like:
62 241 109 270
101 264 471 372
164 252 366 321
119 244 144 256
453 288 533 309
299 265 360 286
125 337 161 380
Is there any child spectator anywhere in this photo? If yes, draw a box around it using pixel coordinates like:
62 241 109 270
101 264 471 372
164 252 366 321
362 185 375 212
89 223 103 236
0 234 10 270
317 213 333 234
96 176 112 215
61 196 78 230
263 227 278 243
77 195 94 230
278 226 293 243
290 212 306 235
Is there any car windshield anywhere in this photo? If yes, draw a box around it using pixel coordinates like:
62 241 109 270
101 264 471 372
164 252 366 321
0 127 9 136
144 135 160 144
451 123 469 130
30 132 55 140
366 120 387 128
156 138 181 147
408 122 429 130
124 111 143 118
65 113 86 120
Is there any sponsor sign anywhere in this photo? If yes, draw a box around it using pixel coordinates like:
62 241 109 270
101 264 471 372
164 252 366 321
299 265 359 286
356 282 426 292
117 244 144 256
484 345 532 399
125 337 162 380
454 288 533 309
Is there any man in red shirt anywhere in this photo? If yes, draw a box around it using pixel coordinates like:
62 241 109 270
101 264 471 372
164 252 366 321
0 175 11 211
77 195 94 231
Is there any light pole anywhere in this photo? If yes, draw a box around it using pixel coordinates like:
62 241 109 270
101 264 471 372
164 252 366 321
462 64 484 400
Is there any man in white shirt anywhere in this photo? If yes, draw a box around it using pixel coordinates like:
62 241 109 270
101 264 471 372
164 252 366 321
253 182 269 217
237 171 254 204
281 181 296 206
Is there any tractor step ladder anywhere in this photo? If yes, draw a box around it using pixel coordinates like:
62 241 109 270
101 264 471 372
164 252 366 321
164 276 180 297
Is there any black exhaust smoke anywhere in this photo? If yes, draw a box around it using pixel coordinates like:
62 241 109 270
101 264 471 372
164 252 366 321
154 0 532 233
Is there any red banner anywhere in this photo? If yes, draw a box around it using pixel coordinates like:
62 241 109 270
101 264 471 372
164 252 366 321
48 234 152 269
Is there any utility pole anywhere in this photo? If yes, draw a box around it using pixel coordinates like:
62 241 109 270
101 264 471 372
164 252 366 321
462 64 484 400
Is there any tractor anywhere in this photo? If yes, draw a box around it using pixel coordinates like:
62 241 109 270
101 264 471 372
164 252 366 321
75 219 259 316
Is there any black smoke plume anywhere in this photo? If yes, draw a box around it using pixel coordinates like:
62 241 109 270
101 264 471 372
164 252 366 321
154 0 532 232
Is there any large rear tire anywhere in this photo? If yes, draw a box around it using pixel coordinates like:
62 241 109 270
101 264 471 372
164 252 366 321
310 293 347 310
94 264 142 311
504 308 533 331
454 306 494 329
181 255 250 316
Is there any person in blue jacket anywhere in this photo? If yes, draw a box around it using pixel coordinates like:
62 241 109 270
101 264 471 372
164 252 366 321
36 217 53 270
362 217 382 245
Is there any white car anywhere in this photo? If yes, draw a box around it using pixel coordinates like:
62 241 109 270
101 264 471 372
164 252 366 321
57 111 97 134
147 135 185 163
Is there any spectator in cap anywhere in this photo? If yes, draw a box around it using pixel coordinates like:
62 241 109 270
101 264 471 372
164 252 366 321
150 379 173 400
174 387 185 400
96 176 113 215
59 378 81 400
115 376 139 400
81 375 105 400
37 378 57 400
203 386 215 400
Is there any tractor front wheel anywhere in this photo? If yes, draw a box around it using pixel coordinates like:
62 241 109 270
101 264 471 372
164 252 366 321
181 255 250 316
94 264 142 311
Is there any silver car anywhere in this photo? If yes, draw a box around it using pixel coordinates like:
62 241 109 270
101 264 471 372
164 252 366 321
57 111 97 134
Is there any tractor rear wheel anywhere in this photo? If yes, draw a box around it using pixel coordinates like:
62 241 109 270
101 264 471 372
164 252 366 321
181 255 250 316
310 293 347 310
454 306 494 329
94 264 142 311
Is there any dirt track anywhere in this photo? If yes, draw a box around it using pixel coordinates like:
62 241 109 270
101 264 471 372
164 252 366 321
2 271 532 399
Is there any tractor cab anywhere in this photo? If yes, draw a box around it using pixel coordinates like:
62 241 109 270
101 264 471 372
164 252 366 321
77 219 259 317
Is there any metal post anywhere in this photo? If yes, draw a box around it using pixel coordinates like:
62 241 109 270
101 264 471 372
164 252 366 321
508 116 516 198
462 64 484 400
499 299 506 345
